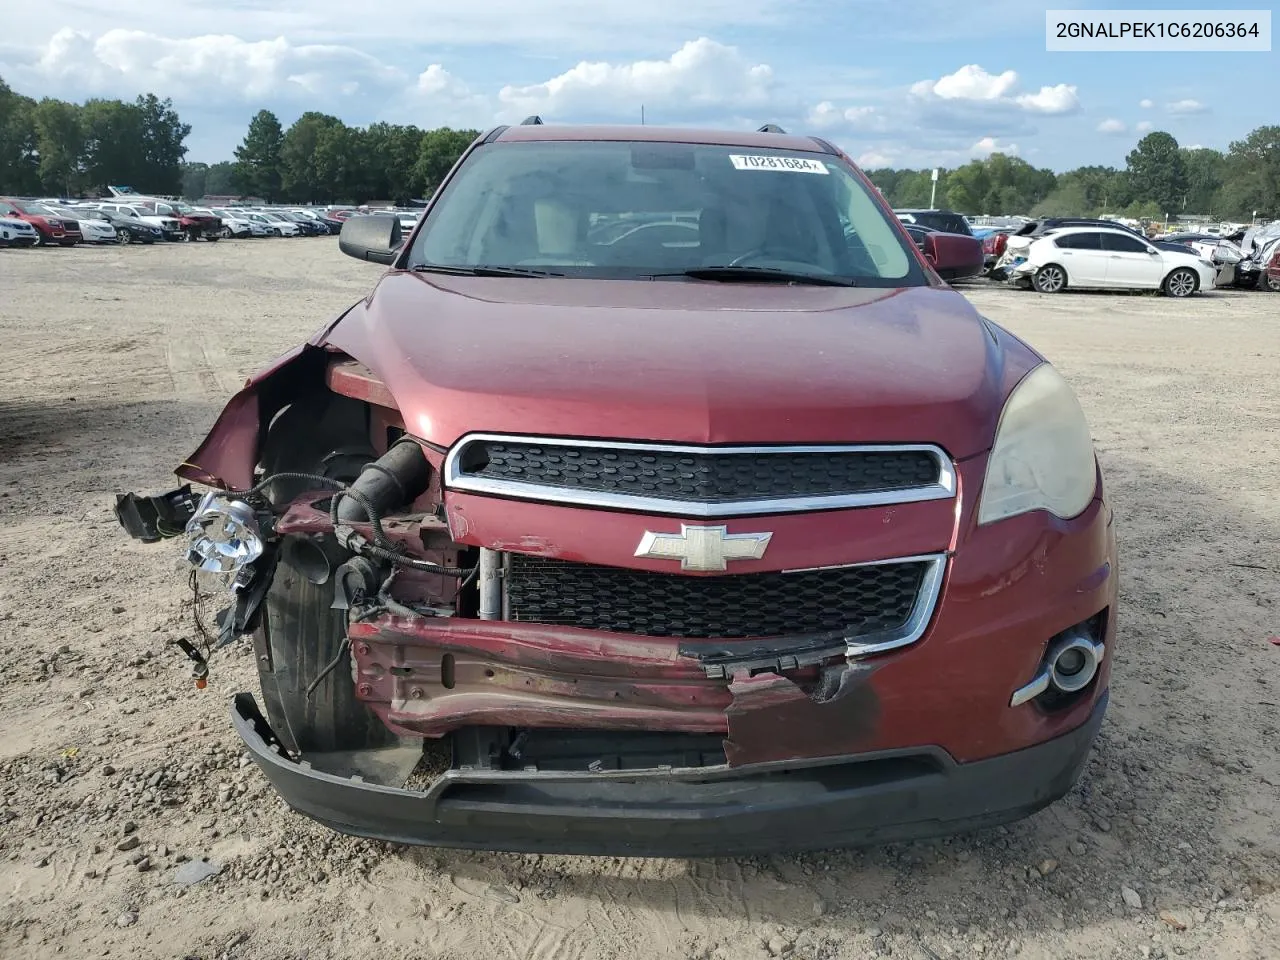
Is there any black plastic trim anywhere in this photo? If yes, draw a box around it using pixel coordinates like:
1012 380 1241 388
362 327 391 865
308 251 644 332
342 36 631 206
232 690 1108 857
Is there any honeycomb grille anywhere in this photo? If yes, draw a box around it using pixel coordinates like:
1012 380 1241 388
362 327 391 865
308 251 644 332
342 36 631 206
457 442 940 502
505 554 927 639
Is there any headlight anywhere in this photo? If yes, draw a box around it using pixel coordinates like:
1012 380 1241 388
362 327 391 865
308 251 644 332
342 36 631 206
977 364 1097 525
186 493 265 576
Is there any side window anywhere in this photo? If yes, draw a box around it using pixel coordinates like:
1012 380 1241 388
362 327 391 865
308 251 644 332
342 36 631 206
1056 232 1102 250
1101 232 1151 253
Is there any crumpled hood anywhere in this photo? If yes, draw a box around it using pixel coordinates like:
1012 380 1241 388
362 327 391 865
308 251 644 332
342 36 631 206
322 271 1035 459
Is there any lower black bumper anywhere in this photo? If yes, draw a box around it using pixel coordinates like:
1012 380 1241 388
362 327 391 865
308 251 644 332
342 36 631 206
232 691 1107 857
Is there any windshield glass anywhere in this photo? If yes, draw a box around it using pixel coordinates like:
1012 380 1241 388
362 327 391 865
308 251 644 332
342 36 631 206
409 141 921 285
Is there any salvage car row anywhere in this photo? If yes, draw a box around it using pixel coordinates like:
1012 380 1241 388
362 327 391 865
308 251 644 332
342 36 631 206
0 194 357 247
899 208 1280 296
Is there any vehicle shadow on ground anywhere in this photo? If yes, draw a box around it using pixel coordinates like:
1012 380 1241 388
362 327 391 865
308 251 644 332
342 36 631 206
382 447 1279 955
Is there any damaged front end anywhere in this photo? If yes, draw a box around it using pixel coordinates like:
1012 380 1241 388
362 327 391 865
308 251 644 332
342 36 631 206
114 342 1111 856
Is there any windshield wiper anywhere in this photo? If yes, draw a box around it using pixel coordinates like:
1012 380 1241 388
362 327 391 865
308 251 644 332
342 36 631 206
649 266 858 286
410 264 564 278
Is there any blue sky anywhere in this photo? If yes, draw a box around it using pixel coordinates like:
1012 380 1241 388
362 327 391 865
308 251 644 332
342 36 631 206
1 0 1273 169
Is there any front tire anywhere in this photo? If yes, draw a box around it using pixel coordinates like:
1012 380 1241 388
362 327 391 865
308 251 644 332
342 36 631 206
252 395 391 755
1033 264 1067 293
118 230 133 245
1163 268 1198 298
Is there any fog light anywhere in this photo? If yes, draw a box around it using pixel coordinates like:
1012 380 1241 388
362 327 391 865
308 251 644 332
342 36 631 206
185 493 264 576
1010 629 1105 707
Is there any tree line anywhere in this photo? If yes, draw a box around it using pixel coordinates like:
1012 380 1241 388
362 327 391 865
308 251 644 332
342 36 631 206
867 127 1279 222
3 73 1275 219
1 76 190 196
200 109 479 204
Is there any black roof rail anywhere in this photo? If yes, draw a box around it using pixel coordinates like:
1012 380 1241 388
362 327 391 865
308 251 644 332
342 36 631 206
757 123 786 133
809 137 841 156
521 115 544 125
481 125 509 143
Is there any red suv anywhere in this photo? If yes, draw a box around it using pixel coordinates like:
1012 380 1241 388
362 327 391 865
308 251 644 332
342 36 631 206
0 198 82 246
117 122 1117 857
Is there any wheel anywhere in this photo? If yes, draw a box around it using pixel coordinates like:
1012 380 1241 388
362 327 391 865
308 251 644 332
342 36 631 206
220 226 233 239
1262 271 1280 293
1163 268 1198 298
118 230 132 245
252 393 392 755
206 234 219 243
1033 264 1067 293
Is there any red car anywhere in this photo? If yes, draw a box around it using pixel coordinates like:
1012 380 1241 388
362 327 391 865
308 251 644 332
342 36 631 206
1266 248 1280 292
0 198 82 246
901 223 984 281
117 122 1117 856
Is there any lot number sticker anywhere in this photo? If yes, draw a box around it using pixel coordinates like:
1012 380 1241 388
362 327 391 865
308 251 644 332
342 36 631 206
729 154 829 174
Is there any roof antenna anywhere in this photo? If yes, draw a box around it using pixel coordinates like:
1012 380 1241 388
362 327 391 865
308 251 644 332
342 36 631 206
520 115 544 125
757 123 786 134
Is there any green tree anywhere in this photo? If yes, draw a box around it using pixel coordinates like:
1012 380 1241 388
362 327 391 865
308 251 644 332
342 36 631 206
233 109 284 200
414 127 479 196
1030 182 1091 217
80 98 145 190
180 161 209 199
1218 125 1280 220
204 160 237 196
0 77 40 193
1125 131 1187 214
279 111 348 201
1180 147 1225 214
32 97 83 195
134 93 190 193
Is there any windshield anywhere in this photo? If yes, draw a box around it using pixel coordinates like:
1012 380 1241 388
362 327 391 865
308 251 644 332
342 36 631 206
408 141 922 285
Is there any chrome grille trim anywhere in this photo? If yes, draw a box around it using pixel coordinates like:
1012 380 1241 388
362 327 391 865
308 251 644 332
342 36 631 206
444 434 957 517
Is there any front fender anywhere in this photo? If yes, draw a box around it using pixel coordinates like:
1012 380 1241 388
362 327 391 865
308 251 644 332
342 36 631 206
175 306 359 490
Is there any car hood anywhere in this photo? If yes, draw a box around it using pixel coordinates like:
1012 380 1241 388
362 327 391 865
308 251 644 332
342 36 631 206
321 272 1035 459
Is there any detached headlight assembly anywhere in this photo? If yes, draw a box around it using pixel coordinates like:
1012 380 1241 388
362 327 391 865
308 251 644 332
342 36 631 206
978 363 1097 525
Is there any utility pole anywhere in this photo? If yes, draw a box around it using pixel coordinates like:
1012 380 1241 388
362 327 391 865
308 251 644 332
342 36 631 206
641 105 645 125
929 168 939 209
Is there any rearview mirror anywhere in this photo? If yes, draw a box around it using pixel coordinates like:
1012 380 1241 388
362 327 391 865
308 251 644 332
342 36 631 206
339 214 403 265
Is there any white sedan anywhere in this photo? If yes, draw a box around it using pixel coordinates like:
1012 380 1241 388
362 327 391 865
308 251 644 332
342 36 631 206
1007 227 1216 298
49 206 117 244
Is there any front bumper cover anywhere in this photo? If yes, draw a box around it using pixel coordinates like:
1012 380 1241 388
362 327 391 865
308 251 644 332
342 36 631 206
232 689 1108 857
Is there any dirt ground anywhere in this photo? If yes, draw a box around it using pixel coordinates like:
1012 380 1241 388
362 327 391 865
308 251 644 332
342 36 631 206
1 239 1276 960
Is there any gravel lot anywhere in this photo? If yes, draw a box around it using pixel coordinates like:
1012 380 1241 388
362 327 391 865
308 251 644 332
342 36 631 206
1 240 1276 960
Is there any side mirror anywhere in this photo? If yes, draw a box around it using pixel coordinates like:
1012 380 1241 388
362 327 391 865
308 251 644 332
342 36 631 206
339 214 403 265
1148 247 1160 255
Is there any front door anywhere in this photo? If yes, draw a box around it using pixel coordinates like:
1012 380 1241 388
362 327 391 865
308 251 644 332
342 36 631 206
1101 232 1166 288
1051 231 1107 286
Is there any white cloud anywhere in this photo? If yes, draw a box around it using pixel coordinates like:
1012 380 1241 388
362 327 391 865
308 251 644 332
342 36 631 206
1136 120 1154 132
1013 83 1080 115
909 64 1080 115
855 150 897 168
3 1 788 51
912 64 1018 101
970 136 1019 157
21 27 403 102
495 38 777 121
1139 98 1154 109
1097 118 1127 134
1166 99 1208 115
807 101 883 131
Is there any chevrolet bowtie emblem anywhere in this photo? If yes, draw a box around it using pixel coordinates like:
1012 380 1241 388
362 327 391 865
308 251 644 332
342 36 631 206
634 524 773 572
